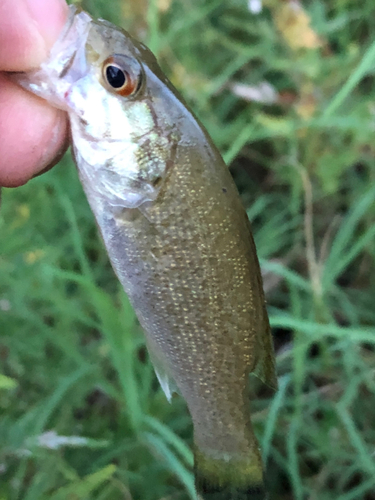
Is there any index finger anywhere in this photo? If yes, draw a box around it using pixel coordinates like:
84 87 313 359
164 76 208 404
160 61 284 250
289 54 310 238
0 0 68 71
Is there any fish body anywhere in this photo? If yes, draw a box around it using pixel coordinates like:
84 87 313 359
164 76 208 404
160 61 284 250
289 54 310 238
15 7 277 498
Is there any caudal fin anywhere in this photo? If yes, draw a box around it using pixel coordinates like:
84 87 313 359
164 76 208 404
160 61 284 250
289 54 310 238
194 447 267 500
196 477 266 499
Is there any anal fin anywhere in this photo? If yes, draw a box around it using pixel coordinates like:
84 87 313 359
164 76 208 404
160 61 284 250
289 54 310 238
253 321 278 391
146 337 179 402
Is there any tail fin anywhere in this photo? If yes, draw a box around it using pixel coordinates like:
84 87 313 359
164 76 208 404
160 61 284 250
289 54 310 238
194 447 267 500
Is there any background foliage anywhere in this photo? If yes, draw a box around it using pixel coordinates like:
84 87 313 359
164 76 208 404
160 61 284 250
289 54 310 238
1 0 375 498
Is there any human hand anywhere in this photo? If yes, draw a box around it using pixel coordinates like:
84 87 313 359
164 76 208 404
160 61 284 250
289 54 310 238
0 0 68 187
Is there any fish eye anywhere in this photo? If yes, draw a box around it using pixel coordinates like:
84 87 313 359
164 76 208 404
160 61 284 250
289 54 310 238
102 55 142 97
105 64 126 89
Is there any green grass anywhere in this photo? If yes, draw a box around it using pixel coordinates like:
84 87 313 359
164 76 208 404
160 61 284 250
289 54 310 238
1 0 375 498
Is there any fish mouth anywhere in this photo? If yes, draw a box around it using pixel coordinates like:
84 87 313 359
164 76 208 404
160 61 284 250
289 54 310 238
11 5 93 111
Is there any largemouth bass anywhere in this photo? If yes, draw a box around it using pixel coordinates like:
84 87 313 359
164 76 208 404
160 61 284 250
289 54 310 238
14 6 277 499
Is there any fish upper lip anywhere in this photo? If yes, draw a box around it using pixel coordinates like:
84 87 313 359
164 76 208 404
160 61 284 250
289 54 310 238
58 50 78 79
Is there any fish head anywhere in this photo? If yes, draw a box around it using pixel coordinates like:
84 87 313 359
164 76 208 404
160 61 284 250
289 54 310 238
14 6 187 208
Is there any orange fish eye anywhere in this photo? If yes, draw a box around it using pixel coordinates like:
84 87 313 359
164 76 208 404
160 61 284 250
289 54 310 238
102 56 141 96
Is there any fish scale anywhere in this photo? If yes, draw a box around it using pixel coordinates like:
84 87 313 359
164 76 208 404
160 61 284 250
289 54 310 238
14 6 277 498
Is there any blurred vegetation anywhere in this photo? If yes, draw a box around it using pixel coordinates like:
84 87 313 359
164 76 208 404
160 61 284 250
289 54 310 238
1 0 375 498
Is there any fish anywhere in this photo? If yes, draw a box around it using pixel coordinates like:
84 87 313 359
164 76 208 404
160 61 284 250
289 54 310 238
13 6 277 499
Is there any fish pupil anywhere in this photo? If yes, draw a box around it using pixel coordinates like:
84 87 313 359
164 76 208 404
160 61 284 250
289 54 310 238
106 65 126 88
